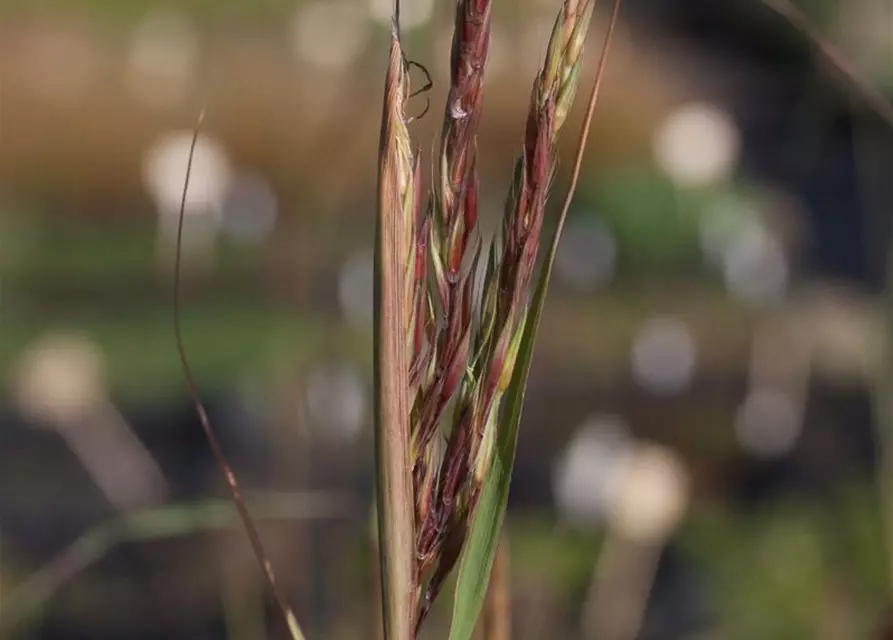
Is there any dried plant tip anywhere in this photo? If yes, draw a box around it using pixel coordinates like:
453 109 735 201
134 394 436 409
374 24 416 640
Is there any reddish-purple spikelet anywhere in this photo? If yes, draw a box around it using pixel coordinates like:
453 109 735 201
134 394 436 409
411 3 597 626
408 0 493 551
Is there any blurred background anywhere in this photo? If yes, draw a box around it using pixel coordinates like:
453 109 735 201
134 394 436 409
2 0 893 638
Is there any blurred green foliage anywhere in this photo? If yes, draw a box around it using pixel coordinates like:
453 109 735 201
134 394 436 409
585 167 706 270
681 488 889 638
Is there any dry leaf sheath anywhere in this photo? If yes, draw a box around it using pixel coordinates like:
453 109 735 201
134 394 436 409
374 23 418 640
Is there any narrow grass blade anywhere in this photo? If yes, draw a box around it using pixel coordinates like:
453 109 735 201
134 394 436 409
0 493 351 634
447 3 623 638
446 210 555 640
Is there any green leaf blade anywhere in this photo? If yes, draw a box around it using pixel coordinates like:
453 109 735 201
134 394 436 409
448 230 558 640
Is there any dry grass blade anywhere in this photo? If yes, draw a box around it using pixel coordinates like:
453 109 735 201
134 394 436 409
374 23 416 640
173 109 305 640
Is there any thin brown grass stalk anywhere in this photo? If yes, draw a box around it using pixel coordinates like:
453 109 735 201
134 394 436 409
173 109 305 640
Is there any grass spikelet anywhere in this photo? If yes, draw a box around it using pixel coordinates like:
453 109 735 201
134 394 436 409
411 0 493 625
412 0 600 626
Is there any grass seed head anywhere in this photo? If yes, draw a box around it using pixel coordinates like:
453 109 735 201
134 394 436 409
412 0 600 622
409 2 494 601
376 0 602 633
